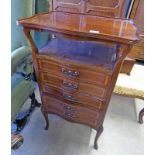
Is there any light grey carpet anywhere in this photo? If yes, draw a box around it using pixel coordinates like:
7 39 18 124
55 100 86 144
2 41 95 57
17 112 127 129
12 87 144 155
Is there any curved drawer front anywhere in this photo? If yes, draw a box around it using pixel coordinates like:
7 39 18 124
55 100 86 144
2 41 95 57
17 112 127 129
37 57 110 87
40 72 106 98
41 83 105 110
42 93 100 128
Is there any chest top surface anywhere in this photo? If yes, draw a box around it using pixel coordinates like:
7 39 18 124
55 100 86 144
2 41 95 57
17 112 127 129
18 11 139 45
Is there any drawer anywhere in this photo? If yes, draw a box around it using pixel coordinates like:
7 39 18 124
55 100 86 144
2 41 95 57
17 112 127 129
37 57 110 87
42 93 101 128
41 83 105 110
40 72 107 98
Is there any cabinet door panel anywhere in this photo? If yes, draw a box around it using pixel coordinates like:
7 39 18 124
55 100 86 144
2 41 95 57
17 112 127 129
53 0 84 13
85 0 127 17
128 0 144 60
131 0 144 34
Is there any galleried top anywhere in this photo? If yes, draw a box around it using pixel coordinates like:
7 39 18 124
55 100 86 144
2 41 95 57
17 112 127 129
18 11 139 44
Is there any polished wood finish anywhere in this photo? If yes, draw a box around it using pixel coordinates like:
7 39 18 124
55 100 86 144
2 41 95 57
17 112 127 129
49 0 138 73
41 83 106 110
52 0 85 13
18 11 139 149
85 0 126 17
42 93 101 128
51 0 128 18
18 12 139 44
128 0 144 60
130 0 144 34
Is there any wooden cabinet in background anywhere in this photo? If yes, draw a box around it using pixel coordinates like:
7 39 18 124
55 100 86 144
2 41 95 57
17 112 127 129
128 0 144 60
52 0 129 18
52 0 84 13
85 0 127 17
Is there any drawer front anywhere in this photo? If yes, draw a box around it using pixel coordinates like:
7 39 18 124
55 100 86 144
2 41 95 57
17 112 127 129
40 72 106 98
42 93 100 128
37 58 110 87
41 83 105 110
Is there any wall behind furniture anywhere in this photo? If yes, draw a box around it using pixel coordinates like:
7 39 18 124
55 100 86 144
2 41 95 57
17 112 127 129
11 0 34 51
34 0 50 49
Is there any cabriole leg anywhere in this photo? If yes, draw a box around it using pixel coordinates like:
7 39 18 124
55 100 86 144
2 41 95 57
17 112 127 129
41 107 49 130
94 126 103 150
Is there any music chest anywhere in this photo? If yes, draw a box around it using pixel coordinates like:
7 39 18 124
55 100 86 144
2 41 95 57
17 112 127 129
18 11 139 149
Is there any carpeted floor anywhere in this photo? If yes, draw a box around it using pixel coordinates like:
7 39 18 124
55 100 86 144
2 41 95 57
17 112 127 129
12 85 144 155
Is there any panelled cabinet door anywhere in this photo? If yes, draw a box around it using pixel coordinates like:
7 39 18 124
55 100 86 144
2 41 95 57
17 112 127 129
128 0 144 60
131 0 144 34
85 0 127 17
53 0 85 13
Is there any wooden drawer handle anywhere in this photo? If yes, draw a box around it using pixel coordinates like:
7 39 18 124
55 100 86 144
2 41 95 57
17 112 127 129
64 112 75 119
63 94 78 103
63 81 78 91
62 68 79 79
64 105 77 112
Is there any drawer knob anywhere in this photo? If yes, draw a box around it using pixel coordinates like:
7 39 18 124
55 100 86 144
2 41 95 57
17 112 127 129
63 81 78 91
64 105 77 112
64 112 75 119
63 94 78 103
62 68 79 79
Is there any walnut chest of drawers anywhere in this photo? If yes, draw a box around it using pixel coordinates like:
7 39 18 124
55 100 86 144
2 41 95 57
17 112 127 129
18 11 139 149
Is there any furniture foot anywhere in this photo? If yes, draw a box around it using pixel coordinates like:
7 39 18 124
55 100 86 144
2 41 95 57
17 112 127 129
41 108 49 130
11 133 24 150
139 108 144 124
94 126 103 150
